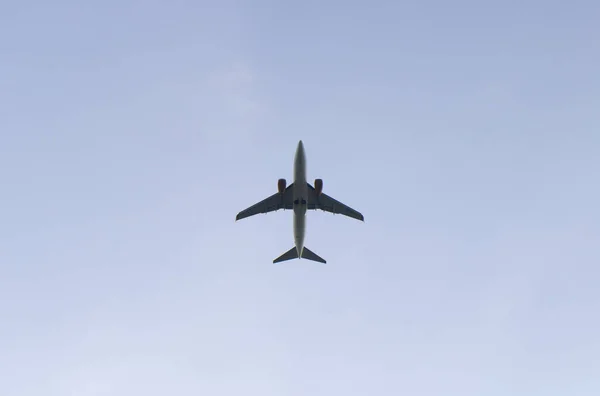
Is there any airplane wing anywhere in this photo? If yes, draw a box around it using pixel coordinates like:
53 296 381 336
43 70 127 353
307 183 364 221
236 184 294 221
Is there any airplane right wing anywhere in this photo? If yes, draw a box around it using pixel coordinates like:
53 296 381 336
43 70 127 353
307 183 364 221
236 184 294 221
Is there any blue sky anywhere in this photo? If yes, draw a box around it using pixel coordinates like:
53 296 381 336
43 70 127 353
1 1 599 395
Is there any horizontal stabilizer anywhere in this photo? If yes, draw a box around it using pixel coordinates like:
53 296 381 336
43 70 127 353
273 247 299 263
301 246 326 264
272 246 327 264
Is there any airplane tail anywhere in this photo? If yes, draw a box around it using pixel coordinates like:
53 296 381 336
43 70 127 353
273 246 326 264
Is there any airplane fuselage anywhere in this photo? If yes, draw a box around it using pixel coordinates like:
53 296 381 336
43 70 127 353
293 140 307 256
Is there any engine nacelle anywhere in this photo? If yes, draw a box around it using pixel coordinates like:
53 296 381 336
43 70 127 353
314 179 323 195
277 178 286 194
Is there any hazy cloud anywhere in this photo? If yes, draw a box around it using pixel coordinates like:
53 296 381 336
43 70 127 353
207 62 267 121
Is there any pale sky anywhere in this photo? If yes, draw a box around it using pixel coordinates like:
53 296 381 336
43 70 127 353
1 1 599 395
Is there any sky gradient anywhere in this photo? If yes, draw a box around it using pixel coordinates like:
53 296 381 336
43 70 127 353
1 1 599 395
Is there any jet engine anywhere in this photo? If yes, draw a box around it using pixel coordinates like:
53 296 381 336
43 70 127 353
277 178 286 194
314 179 323 195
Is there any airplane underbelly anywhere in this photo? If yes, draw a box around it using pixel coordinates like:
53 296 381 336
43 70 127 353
294 213 305 249
293 177 308 215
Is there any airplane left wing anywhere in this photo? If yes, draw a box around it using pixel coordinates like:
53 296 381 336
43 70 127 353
307 183 364 221
236 184 294 221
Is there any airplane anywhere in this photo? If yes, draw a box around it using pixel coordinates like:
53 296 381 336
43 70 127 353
235 140 364 264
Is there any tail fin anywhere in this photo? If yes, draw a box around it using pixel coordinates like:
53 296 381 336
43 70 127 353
273 246 326 264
